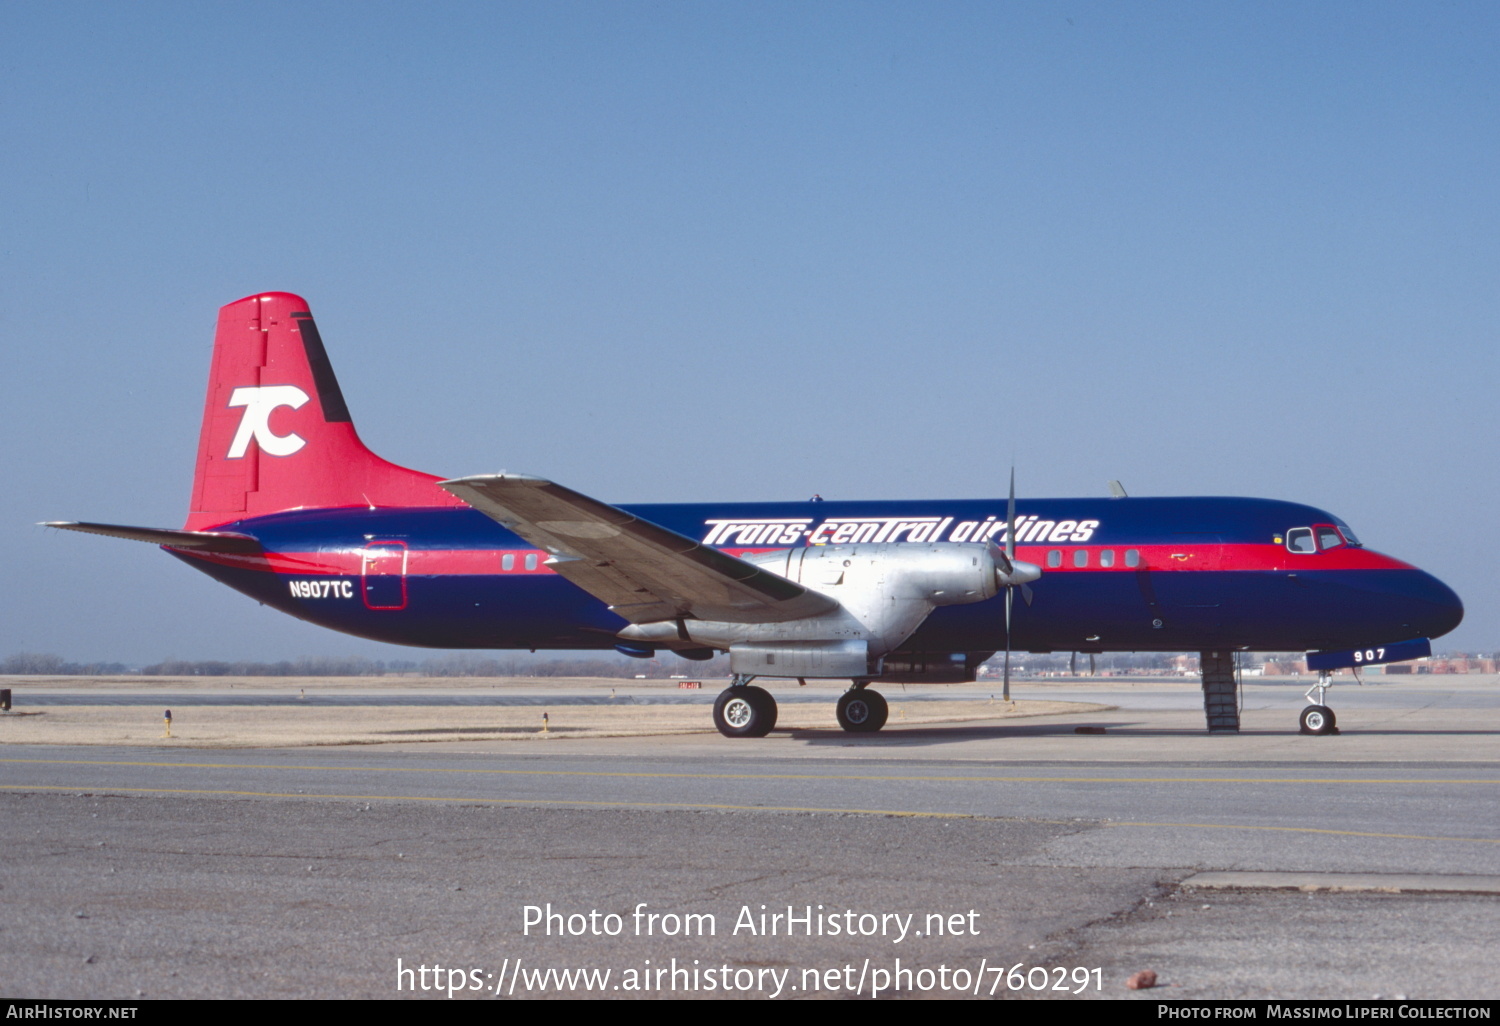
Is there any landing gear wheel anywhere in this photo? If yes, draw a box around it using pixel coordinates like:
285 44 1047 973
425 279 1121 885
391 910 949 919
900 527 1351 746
1299 704 1338 735
836 689 888 733
714 686 777 738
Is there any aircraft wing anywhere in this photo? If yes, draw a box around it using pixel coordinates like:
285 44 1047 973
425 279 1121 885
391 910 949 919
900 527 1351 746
439 474 838 625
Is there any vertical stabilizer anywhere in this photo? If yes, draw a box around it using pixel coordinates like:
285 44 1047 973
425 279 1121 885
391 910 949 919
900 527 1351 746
186 292 462 530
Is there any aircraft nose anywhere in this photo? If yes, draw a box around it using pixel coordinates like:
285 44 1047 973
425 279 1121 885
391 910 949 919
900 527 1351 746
1333 565 1463 643
1378 567 1464 641
1415 570 1464 640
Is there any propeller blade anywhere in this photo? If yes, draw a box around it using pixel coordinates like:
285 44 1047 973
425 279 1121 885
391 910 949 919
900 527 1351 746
1070 651 1077 675
999 466 1041 596
1006 467 1017 564
1002 588 1012 702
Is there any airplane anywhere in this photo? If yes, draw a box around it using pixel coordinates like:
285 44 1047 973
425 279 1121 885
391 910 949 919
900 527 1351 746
47 292 1464 738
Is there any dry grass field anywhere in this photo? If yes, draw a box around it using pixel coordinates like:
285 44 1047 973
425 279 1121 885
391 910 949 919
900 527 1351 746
0 675 1107 747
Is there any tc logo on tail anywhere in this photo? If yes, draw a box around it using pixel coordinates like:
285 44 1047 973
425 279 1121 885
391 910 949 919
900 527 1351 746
226 385 310 458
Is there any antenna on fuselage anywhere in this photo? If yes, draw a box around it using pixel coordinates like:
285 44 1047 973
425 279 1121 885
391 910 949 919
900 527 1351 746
1108 480 1128 499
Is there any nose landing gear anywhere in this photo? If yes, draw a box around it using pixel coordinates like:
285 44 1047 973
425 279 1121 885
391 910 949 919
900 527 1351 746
1299 672 1341 735
1299 704 1337 734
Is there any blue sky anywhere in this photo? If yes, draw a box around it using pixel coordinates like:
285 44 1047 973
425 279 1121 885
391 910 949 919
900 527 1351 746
4 1 1496 661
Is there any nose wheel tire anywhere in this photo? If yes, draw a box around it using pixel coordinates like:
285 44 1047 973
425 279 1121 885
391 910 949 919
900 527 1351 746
714 686 777 738
1299 704 1338 735
836 689 889 733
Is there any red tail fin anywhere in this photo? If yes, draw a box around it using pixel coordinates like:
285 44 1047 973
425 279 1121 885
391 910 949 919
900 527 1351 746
186 292 462 530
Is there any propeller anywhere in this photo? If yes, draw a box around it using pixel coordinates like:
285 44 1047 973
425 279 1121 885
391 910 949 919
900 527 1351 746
997 468 1042 702
1004 470 1015 702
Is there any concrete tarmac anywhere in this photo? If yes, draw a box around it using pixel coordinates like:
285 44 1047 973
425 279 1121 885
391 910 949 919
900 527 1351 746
2 676 1497 1001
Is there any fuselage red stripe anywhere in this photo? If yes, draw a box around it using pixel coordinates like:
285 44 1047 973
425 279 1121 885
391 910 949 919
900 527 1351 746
175 542 1416 577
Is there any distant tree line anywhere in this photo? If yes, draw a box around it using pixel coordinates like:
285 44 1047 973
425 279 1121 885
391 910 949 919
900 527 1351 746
4 649 1487 679
1 653 132 675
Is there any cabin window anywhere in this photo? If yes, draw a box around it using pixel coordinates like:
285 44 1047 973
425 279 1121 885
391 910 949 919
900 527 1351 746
1073 550 1089 568
1316 526 1345 551
1046 550 1062 568
501 553 515 571
1100 549 1115 568
1125 549 1140 567
1286 528 1315 554
525 553 538 570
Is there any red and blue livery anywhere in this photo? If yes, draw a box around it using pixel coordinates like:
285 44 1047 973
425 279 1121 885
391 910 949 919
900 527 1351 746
50 293 1463 738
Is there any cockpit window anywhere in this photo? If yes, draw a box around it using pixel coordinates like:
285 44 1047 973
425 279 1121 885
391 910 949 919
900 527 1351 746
1288 525 1350 553
1334 521 1362 546
1315 525 1345 551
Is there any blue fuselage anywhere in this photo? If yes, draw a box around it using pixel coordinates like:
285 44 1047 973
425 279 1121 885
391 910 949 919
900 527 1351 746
171 494 1463 659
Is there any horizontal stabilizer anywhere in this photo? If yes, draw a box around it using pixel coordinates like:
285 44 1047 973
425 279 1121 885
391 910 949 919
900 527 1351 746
439 474 838 625
43 521 262 554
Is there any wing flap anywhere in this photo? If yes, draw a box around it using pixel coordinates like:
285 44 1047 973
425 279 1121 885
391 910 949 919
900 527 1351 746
439 474 837 624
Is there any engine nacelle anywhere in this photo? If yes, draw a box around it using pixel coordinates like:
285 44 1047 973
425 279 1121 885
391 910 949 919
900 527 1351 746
617 542 1040 678
745 542 1012 606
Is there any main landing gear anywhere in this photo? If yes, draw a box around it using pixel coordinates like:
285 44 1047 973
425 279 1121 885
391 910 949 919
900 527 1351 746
713 675 777 738
1299 672 1340 736
836 682 888 733
712 677 893 737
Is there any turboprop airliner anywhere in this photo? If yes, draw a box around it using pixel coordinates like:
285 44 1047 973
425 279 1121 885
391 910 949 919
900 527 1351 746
48 293 1464 738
